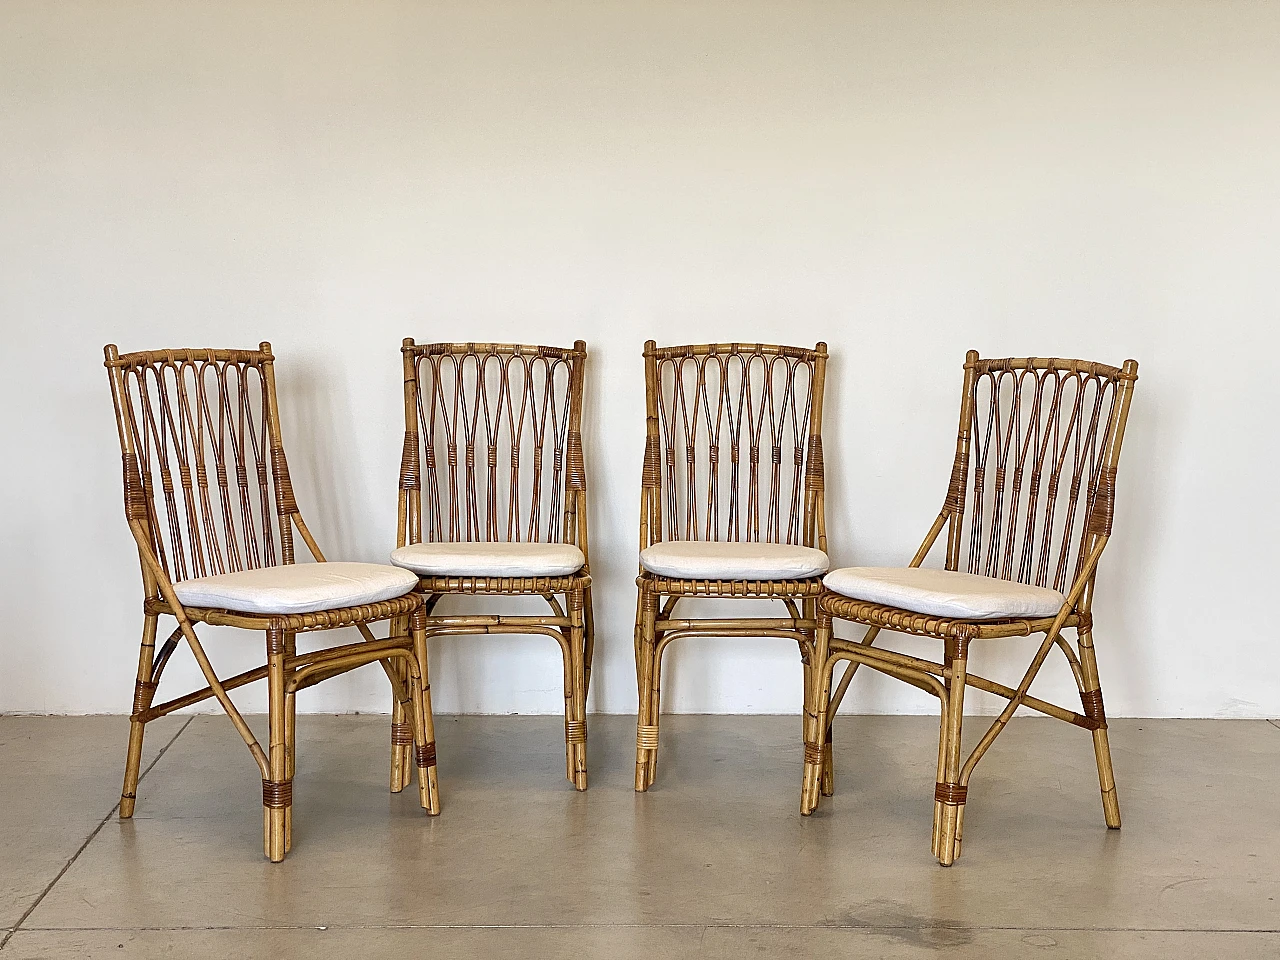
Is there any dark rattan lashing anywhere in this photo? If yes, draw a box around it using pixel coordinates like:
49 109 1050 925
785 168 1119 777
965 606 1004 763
392 339 594 791
634 341 829 792
104 343 441 862
800 351 1139 866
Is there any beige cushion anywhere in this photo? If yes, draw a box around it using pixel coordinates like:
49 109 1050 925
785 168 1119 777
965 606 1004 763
173 561 418 615
823 566 1067 620
640 541 829 580
390 541 585 578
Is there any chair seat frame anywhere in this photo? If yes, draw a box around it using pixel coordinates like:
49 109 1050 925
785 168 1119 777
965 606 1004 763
633 341 829 792
106 343 440 863
800 352 1138 866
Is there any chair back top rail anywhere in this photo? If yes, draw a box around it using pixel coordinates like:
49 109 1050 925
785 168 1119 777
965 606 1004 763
104 342 299 587
398 339 589 548
641 340 828 549
945 351 1139 597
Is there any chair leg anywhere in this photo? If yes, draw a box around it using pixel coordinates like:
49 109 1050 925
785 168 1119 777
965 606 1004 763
1078 625 1121 828
388 614 413 793
409 608 441 815
582 585 596 701
821 722 835 798
284 633 297 784
801 614 832 815
933 640 968 867
565 589 589 791
120 613 159 819
263 628 292 863
634 589 659 792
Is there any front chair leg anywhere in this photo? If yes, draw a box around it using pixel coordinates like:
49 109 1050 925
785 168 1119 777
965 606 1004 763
1078 625 1121 828
121 612 160 819
263 628 293 862
388 615 414 793
933 639 968 866
634 590 660 792
565 589 589 791
409 608 441 815
801 614 832 815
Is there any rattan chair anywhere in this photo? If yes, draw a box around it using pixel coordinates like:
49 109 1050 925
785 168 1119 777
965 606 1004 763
634 341 829 791
801 351 1139 865
104 343 440 862
388 340 594 790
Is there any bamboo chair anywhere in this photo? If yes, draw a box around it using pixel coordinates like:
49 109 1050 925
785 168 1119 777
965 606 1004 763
634 341 829 791
389 340 594 790
800 351 1139 866
104 343 440 863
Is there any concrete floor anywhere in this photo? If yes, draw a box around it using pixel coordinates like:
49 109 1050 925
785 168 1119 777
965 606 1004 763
0 715 1276 958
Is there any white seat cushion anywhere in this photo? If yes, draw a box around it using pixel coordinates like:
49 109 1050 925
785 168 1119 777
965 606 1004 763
640 541 829 580
173 561 418 615
823 566 1067 620
390 541 586 578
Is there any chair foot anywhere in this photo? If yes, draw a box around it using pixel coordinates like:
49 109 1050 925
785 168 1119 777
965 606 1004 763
635 724 659 792
820 730 834 797
119 718 147 819
933 782 966 866
415 742 440 815
390 720 414 794
801 739 823 815
1092 727 1122 828
263 779 292 863
566 720 588 791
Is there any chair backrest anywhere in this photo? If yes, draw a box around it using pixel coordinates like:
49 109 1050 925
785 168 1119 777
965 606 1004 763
942 352 1139 596
104 343 299 587
398 340 588 549
640 341 828 550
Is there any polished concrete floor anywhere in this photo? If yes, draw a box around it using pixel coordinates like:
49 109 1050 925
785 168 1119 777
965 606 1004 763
0 714 1277 958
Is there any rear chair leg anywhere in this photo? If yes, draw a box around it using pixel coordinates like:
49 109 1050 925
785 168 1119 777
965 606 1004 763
634 590 659 792
263 628 292 862
1078 626 1121 828
934 640 968 866
121 613 159 819
565 589 589 791
409 608 441 815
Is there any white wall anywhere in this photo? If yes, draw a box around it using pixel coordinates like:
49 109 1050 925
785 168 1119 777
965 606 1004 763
2 0 1277 717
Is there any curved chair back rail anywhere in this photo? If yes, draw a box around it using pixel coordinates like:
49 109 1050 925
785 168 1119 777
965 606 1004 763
641 340 828 551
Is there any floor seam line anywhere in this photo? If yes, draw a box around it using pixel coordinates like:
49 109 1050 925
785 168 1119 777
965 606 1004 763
1267 719 1280 731
0 716 194 953
11 924 1280 934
